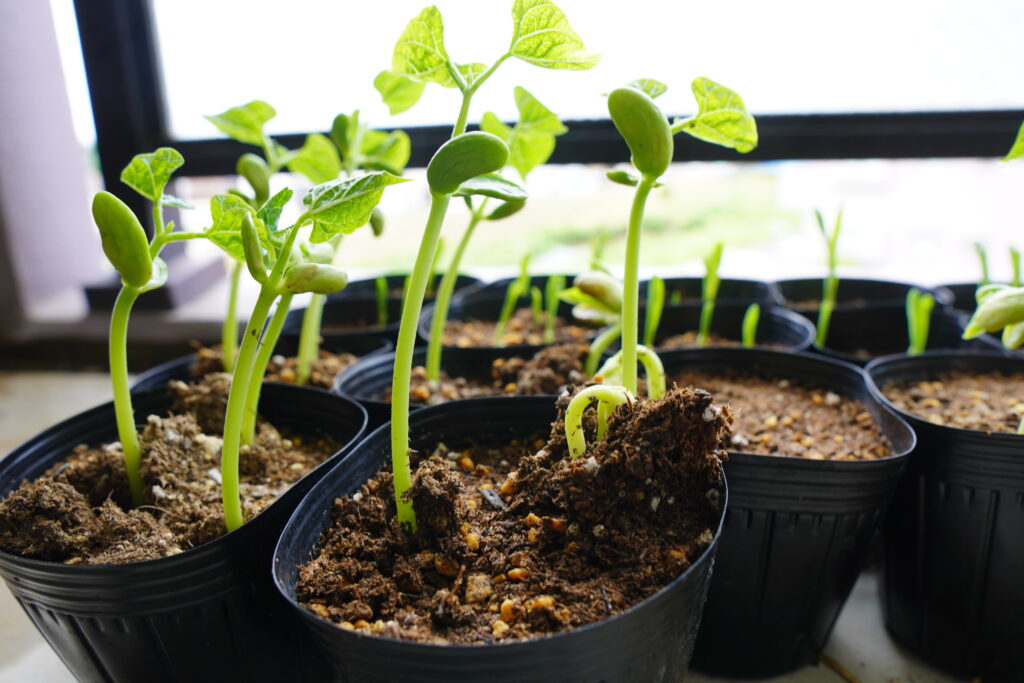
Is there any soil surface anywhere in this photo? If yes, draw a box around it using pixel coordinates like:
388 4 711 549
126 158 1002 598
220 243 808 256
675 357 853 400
672 371 892 460
444 308 595 348
191 346 357 389
883 369 1024 433
393 343 590 405
0 374 337 564
297 386 728 643
657 331 783 351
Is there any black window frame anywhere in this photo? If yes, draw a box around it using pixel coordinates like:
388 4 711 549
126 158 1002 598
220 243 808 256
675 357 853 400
76 0 1024 217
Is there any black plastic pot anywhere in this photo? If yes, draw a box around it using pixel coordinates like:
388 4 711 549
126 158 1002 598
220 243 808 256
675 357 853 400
640 277 784 306
131 335 393 392
656 348 915 678
811 303 989 367
0 385 367 683
637 302 814 352
456 274 578 305
284 296 402 347
865 351 1024 679
936 281 979 315
274 396 727 682
333 346 541 430
419 291 596 360
331 274 483 302
776 277 954 312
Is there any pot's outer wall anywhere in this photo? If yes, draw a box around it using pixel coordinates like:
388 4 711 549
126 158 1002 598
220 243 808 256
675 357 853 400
0 386 367 683
776 277 954 311
866 351 1024 679
284 297 403 347
332 274 482 302
640 277 784 306
275 396 727 683
659 348 914 678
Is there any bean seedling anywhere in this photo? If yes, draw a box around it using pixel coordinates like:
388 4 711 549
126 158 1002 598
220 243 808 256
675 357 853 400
814 209 842 349
697 242 724 347
376 0 598 531
905 289 934 356
643 276 665 347
560 270 623 375
1011 246 1021 287
742 302 760 348
425 86 564 379
493 253 535 345
91 147 204 505
975 242 990 286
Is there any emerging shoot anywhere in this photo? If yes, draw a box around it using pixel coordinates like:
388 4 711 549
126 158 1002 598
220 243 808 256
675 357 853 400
376 275 390 327
494 253 534 346
742 302 760 348
565 385 634 460
643 276 665 348
543 275 565 343
963 283 1024 432
560 270 623 375
697 242 724 347
596 346 666 400
814 209 843 349
905 289 934 356
975 242 990 286
1012 246 1021 287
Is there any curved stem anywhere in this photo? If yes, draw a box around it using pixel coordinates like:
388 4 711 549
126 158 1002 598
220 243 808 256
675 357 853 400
621 176 657 393
220 287 278 531
110 286 145 506
586 322 622 377
222 261 242 372
392 193 451 532
565 385 633 460
594 352 623 385
241 293 293 445
296 293 325 385
426 208 483 380
636 345 666 399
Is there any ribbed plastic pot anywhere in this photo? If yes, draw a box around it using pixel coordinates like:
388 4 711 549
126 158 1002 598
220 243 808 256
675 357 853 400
638 302 814 352
284 296 402 347
131 336 393 392
0 385 367 683
329 274 482 302
640 277 784 307
456 274 577 305
333 346 540 430
656 348 915 678
776 277 954 312
273 396 727 682
810 303 988 367
418 292 595 360
865 351 1024 679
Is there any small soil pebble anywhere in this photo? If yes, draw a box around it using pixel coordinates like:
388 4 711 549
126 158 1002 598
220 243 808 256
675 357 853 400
297 386 728 643
444 308 595 348
392 343 590 405
0 375 337 564
883 369 1024 433
673 371 892 460
191 346 357 389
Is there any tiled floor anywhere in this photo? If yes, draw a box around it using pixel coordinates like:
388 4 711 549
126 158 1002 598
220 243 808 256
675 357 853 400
0 372 959 682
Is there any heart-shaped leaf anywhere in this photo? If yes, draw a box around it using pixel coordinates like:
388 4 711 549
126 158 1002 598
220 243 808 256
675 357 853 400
288 133 341 184
204 100 276 147
257 188 293 231
453 173 528 202
627 78 667 99
373 71 426 115
303 171 409 243
509 0 600 70
120 147 184 202
391 6 455 87
672 77 758 154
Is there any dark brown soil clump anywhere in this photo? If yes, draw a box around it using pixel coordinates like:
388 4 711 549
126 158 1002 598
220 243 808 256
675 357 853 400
394 343 590 405
0 375 337 564
883 370 1024 433
444 308 595 348
673 371 892 460
297 386 727 643
191 346 356 389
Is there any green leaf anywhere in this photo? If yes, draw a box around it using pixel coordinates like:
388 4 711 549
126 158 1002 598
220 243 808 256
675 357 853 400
391 6 455 87
672 77 758 153
204 101 276 146
288 134 342 184
509 0 600 70
330 112 356 159
453 173 528 201
457 62 487 86
508 130 555 179
481 88 566 179
480 111 513 141
205 194 269 262
137 257 168 294
257 188 293 231
120 147 184 202
514 86 567 134
303 171 409 243
606 169 641 187
373 71 426 115
627 78 667 99
487 199 526 220
362 129 412 172
1004 120 1024 161
160 194 194 210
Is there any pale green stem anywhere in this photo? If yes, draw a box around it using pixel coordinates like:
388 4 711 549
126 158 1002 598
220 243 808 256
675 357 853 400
636 345 666 399
530 287 543 324
816 275 838 348
376 276 389 327
240 293 294 445
493 281 524 347
295 293 325 385
595 353 623 386
426 207 484 380
222 261 242 372
742 303 761 348
544 275 564 344
110 286 145 506
697 298 716 347
565 385 633 460
586 322 622 377
621 176 657 393
392 193 451 531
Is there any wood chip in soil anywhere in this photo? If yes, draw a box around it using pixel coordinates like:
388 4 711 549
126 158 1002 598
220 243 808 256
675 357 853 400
672 371 892 460
297 386 728 644
0 374 337 565
883 369 1024 434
